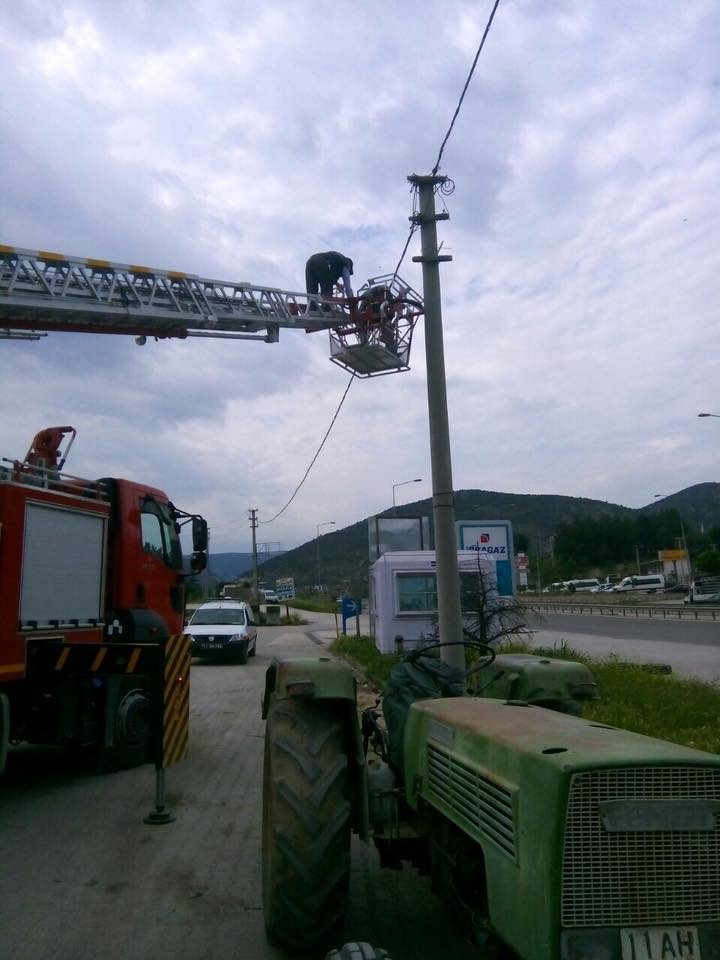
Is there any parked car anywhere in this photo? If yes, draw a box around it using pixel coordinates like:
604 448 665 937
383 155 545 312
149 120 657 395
186 600 258 663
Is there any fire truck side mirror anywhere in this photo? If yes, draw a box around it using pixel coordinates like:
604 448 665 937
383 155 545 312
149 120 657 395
190 551 207 574
192 517 208 552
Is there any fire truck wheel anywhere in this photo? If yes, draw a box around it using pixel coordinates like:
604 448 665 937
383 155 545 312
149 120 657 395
101 687 151 772
262 698 351 951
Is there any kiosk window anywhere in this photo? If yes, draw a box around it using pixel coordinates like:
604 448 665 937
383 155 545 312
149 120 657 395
397 574 437 612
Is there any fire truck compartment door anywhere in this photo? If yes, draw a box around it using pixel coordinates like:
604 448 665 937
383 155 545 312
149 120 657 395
20 502 107 628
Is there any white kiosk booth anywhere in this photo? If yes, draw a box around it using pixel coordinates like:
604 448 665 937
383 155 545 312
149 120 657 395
369 550 498 654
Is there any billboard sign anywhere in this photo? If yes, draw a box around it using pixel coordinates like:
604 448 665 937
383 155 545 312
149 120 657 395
368 515 431 562
456 520 515 596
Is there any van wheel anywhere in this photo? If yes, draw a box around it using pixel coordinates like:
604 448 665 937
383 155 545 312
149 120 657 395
263 698 351 951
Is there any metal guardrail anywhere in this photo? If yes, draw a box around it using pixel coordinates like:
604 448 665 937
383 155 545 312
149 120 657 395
522 600 720 622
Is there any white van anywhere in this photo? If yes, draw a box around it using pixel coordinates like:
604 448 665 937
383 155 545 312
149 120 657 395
614 574 665 594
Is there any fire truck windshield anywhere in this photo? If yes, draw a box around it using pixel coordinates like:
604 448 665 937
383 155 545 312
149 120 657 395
141 498 183 570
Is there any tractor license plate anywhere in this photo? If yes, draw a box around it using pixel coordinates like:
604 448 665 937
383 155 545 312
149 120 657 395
621 927 700 960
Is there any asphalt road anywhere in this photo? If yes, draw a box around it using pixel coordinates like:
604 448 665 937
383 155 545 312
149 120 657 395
528 611 720 682
0 620 479 960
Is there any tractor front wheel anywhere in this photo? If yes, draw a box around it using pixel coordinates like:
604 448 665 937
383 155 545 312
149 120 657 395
262 697 351 951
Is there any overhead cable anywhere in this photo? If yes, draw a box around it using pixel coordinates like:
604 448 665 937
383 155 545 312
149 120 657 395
432 0 501 176
260 373 356 525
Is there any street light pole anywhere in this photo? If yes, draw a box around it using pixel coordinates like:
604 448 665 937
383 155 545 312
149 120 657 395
409 172 464 671
392 478 422 515
316 521 335 592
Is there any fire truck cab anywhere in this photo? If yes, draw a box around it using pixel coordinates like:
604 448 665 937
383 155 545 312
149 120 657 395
0 428 207 773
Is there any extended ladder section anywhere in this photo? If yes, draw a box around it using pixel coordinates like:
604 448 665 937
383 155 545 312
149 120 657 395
0 244 348 342
0 245 424 377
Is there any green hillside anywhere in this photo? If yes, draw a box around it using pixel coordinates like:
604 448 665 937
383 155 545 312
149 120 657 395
244 482 720 593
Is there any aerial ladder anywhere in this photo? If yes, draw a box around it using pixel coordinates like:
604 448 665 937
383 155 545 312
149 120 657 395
0 243 423 378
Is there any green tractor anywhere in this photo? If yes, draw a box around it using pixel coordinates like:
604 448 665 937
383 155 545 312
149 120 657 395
261 641 720 959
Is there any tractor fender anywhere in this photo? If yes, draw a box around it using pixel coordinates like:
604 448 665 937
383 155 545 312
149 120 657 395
262 657 369 841
474 654 598 711
262 656 357 716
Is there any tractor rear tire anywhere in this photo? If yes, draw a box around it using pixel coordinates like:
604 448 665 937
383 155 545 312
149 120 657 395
262 697 352 951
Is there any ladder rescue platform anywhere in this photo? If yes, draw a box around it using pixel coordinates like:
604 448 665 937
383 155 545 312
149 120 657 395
325 275 423 378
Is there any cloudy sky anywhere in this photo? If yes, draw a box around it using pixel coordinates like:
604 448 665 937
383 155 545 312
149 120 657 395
2 0 719 555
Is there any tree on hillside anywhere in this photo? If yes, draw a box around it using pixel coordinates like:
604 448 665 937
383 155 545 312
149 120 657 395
694 549 720 576
554 509 694 573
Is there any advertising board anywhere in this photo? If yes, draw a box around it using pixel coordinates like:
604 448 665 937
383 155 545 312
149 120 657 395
456 520 515 596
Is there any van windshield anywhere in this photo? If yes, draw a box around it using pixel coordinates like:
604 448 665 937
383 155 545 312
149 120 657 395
191 608 246 626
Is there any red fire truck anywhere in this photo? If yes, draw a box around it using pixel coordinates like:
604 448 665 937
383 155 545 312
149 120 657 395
0 426 208 774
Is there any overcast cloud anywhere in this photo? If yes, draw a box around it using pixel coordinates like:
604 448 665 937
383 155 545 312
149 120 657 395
2 0 719 554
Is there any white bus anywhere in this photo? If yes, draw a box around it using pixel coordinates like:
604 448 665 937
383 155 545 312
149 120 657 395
614 574 665 594
564 579 601 593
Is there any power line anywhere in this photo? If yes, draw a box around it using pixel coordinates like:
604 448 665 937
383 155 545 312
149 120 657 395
391 221 419 283
432 0 501 176
393 0 501 277
260 373 355 525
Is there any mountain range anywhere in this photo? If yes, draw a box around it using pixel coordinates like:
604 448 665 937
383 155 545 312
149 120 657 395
205 483 720 591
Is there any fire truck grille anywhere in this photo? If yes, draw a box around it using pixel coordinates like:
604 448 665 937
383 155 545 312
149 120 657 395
426 743 515 860
562 766 720 927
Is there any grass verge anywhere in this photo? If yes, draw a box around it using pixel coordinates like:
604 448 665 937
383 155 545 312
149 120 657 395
330 635 400 691
330 636 720 755
289 597 337 614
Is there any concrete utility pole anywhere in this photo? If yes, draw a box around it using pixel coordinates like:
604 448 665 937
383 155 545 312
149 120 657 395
409 173 465 671
249 508 259 603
